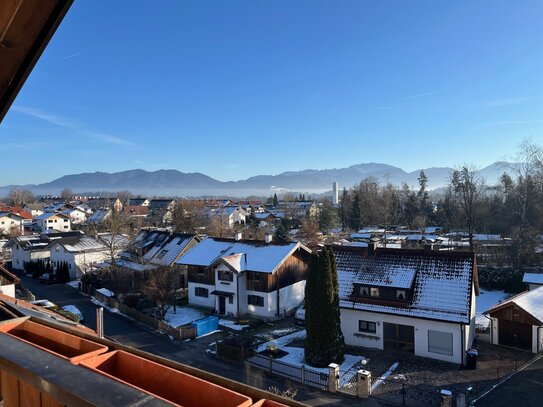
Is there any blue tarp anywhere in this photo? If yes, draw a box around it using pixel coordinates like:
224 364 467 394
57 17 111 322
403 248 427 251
191 316 219 337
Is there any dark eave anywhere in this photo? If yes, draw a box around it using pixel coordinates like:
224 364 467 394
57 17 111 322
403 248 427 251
0 0 74 122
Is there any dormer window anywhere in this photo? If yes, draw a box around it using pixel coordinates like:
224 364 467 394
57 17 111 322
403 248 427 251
396 290 406 300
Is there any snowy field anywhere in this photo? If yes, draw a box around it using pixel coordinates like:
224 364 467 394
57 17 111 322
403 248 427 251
476 289 509 328
219 319 250 331
164 307 205 328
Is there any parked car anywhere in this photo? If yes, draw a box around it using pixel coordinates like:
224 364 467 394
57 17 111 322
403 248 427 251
38 273 58 285
61 305 84 323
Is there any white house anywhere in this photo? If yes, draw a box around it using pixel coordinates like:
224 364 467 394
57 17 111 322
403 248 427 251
61 208 88 224
177 237 311 319
0 212 24 236
5 231 84 271
34 212 71 232
0 265 19 298
205 206 247 229
332 245 478 365
49 234 125 280
485 286 543 354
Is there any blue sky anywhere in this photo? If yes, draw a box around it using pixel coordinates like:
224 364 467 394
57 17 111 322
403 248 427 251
2 0 543 185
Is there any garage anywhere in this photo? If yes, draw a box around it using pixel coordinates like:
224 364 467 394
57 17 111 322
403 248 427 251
485 287 543 353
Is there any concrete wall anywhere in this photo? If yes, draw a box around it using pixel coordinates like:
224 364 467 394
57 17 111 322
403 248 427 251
340 308 465 364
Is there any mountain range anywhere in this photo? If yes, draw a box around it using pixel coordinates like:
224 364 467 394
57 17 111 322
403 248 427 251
0 162 514 198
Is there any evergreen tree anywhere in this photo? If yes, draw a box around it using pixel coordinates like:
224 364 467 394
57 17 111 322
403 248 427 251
273 222 289 242
350 192 361 230
273 193 279 207
305 247 344 367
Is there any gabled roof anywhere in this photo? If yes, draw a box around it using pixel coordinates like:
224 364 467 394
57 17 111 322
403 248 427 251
485 286 543 324
121 229 197 267
522 273 543 285
88 208 111 223
49 235 108 253
332 246 478 324
0 206 32 220
35 212 70 220
177 237 310 274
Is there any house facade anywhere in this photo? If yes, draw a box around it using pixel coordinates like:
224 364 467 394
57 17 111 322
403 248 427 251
0 265 19 298
35 213 71 232
332 245 478 365
0 212 24 236
178 237 311 319
61 208 88 224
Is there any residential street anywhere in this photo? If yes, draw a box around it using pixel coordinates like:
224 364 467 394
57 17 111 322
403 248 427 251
16 273 372 406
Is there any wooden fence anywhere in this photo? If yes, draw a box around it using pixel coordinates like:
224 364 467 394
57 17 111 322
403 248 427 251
94 291 197 340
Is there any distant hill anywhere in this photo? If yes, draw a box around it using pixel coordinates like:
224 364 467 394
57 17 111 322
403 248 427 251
0 162 515 197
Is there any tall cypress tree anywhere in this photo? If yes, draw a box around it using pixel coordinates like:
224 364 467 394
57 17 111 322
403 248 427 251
305 247 345 367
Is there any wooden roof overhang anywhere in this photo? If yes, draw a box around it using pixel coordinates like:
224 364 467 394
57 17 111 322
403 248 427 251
0 0 73 122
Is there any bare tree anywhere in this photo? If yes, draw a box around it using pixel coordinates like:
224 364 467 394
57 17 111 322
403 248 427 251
102 211 132 264
61 188 73 202
143 266 179 320
451 166 486 250
7 188 34 207
100 265 135 297
170 200 208 234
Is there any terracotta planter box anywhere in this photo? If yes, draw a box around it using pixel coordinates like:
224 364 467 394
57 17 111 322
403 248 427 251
80 350 253 407
251 399 289 407
0 319 107 364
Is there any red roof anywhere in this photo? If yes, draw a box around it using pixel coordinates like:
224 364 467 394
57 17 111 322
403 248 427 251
0 206 32 220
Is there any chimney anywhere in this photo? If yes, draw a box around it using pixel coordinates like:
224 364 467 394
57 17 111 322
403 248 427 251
235 232 242 241
367 241 378 256
265 233 273 244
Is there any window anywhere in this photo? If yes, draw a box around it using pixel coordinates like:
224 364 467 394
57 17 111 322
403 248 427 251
195 287 208 297
218 270 233 281
247 295 264 307
359 320 377 333
156 250 167 259
359 286 369 296
396 290 406 300
228 296 233 304
370 287 380 298
428 330 453 355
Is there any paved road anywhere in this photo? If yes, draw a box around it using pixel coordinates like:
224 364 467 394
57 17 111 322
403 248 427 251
476 354 543 406
16 273 372 406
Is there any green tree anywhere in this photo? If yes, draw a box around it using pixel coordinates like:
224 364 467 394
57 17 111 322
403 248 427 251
305 247 344 367
273 193 279 207
273 222 289 242
318 201 337 232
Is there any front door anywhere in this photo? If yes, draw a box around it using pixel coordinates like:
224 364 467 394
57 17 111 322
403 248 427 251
383 322 415 352
219 296 226 315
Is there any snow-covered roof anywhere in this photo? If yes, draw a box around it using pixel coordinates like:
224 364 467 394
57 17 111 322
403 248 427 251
88 209 110 223
51 235 108 253
35 212 69 220
177 237 310 274
121 229 196 267
97 287 114 297
523 273 543 285
350 233 371 240
354 265 416 289
332 246 477 324
485 286 543 324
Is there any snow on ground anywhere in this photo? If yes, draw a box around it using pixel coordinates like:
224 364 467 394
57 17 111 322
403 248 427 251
96 288 114 297
219 319 250 331
255 327 300 340
197 329 222 339
476 289 510 327
90 298 120 314
257 329 307 352
164 307 205 328
371 362 399 392
66 280 80 289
